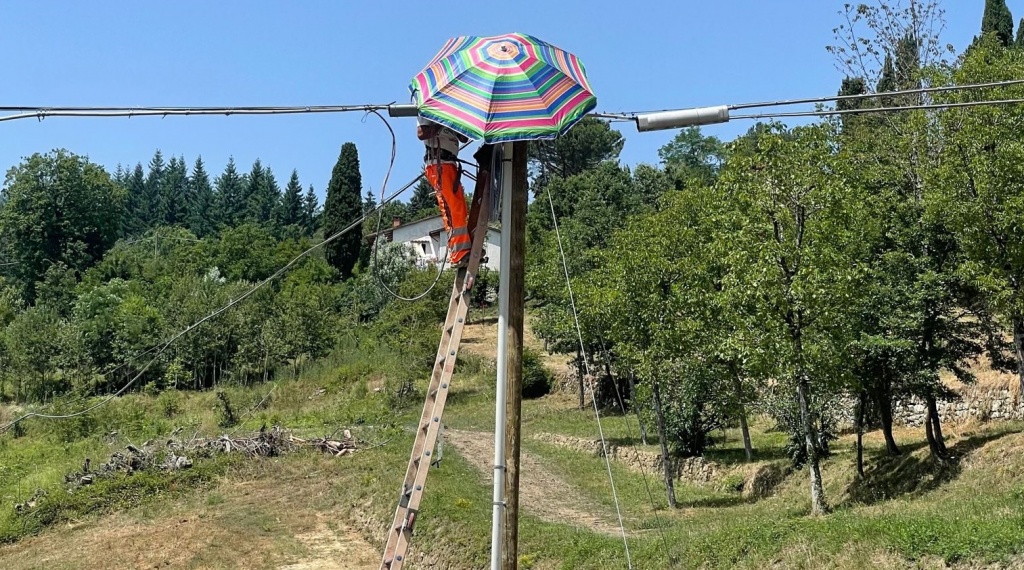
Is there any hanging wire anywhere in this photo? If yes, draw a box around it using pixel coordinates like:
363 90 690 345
364 109 463 302
545 188 633 569
596 337 677 566
0 104 395 123
0 166 422 435
603 77 1024 118
731 97 1024 121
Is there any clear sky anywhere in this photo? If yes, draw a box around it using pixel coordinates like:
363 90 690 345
0 1 1001 204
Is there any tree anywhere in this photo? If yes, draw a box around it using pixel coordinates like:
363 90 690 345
528 116 624 183
0 150 127 301
303 185 319 236
161 155 189 227
1017 18 1024 48
214 158 245 228
124 163 148 237
187 156 216 237
657 127 726 187
408 176 437 220
322 143 363 279
719 124 870 515
981 0 1015 47
933 37 1024 398
279 169 304 229
145 150 166 228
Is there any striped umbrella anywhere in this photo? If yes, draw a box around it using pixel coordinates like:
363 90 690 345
410 33 597 144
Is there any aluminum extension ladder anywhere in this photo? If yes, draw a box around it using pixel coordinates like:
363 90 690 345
379 171 492 570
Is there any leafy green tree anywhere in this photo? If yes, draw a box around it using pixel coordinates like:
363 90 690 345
323 143 364 279
5 305 63 401
187 156 216 237
933 37 1024 397
719 123 870 515
279 169 304 229
657 127 726 187
214 158 245 228
0 150 126 301
981 0 1015 47
528 116 624 183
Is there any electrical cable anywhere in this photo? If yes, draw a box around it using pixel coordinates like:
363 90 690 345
366 109 448 302
0 104 395 123
0 167 422 435
606 78 1024 118
546 188 633 569
730 97 1024 121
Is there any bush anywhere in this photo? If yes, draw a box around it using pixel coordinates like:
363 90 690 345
521 347 552 399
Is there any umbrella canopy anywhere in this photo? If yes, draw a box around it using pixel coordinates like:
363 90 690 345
410 33 597 144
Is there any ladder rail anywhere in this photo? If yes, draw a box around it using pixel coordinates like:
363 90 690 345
380 175 491 570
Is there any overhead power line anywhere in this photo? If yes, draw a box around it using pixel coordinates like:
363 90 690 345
732 97 1024 121
0 104 399 123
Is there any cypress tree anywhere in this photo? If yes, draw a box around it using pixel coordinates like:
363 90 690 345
1017 18 1024 47
982 0 1014 47
188 156 215 237
303 185 319 236
323 143 363 279
214 158 244 228
279 170 304 228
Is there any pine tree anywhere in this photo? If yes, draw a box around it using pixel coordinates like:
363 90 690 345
278 170 304 228
1016 18 1024 47
144 150 166 228
125 163 147 237
303 185 319 236
214 158 245 228
408 176 437 219
188 156 216 237
160 156 189 227
261 166 281 226
322 143 363 279
982 0 1014 47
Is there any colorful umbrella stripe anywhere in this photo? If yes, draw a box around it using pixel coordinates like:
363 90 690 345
411 33 597 143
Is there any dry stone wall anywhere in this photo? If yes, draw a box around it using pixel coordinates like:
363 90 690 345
893 388 1024 427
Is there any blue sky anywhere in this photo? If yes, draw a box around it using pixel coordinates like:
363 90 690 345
0 1 999 204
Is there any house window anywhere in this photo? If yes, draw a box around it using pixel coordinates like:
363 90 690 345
421 243 427 254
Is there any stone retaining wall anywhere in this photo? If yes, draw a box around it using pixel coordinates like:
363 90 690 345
893 388 1023 427
531 432 718 483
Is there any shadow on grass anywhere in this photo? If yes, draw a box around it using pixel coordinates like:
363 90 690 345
845 429 1015 506
705 446 791 466
677 495 750 509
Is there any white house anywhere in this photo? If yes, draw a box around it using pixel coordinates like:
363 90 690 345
368 215 502 272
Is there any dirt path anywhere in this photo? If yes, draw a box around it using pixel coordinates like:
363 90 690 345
446 428 624 536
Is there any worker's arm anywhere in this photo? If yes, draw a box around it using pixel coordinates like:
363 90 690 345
416 124 436 140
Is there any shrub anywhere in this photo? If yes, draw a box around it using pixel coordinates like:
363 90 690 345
521 347 552 399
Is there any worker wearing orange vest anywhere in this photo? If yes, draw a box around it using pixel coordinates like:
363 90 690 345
417 115 472 266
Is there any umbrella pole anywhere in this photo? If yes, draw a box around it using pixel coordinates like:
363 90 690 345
490 141 513 570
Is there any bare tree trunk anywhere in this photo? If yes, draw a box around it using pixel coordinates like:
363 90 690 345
576 350 584 410
876 387 901 455
856 390 867 478
628 374 648 445
651 381 676 508
1013 315 1024 398
797 376 827 515
924 394 948 459
732 372 753 462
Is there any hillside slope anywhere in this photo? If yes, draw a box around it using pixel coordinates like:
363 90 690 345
2 314 1024 569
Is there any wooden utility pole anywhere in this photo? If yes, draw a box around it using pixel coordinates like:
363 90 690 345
502 140 528 570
